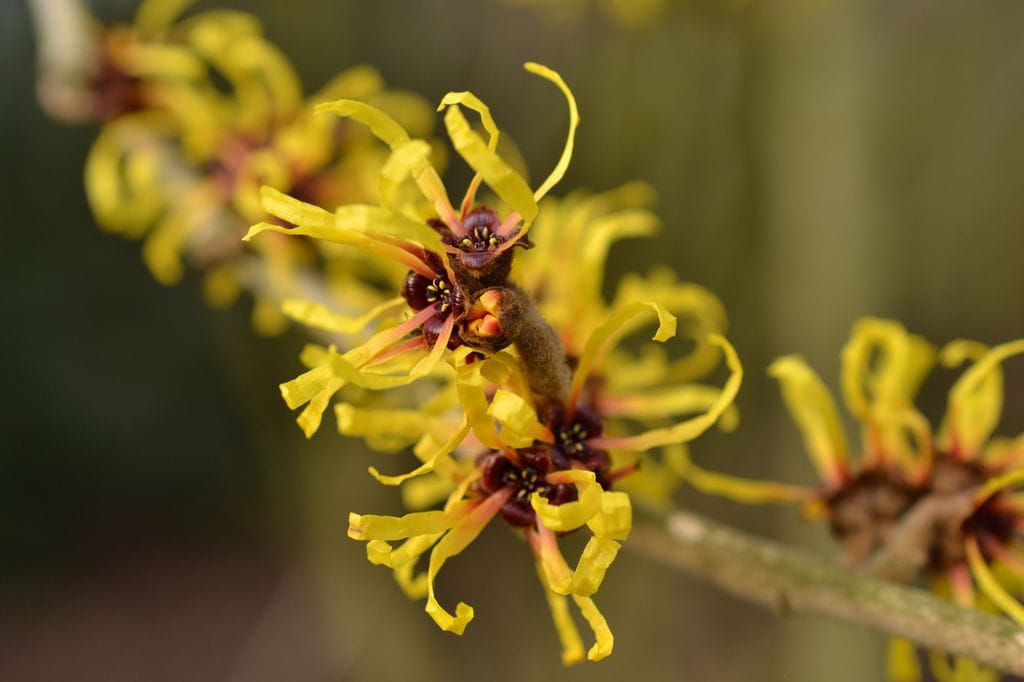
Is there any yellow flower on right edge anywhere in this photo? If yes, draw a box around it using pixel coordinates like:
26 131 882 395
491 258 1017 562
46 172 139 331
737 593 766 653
718 318 1024 682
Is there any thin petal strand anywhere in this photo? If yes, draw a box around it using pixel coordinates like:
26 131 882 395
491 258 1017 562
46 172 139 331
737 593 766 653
524 62 580 202
965 535 1024 625
768 355 850 488
587 335 742 452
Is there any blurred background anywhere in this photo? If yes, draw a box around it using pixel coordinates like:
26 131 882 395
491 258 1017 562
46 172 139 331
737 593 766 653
4 0 1024 679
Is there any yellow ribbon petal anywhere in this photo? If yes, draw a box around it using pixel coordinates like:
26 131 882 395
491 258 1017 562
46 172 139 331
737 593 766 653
945 339 1024 458
347 502 473 542
569 301 677 410
589 335 741 452
443 104 538 227
571 595 614 661
524 62 579 202
424 490 511 634
282 296 405 336
437 90 500 214
965 535 1024 625
315 99 456 225
368 420 470 486
840 318 935 425
455 358 503 450
530 471 602 532
535 562 585 666
487 388 547 448
768 355 850 488
378 139 432 209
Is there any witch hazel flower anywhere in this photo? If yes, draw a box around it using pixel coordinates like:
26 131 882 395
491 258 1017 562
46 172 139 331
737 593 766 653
697 317 1024 680
244 62 579 436
337 290 743 664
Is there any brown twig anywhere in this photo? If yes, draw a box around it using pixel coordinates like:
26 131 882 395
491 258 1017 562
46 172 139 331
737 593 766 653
629 510 1024 675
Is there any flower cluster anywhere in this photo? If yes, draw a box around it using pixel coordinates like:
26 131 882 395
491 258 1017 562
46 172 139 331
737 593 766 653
39 0 434 334
704 318 1024 680
246 62 742 663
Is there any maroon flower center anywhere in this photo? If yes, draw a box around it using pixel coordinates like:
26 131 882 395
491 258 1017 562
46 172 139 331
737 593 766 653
478 448 577 528
548 405 609 473
400 270 466 349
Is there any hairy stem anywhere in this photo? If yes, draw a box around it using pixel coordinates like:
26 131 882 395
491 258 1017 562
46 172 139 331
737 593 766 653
629 510 1024 675
487 285 571 409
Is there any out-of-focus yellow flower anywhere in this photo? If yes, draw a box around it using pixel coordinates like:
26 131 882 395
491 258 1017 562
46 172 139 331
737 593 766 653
74 0 435 335
710 318 1024 681
249 62 580 431
31 0 209 123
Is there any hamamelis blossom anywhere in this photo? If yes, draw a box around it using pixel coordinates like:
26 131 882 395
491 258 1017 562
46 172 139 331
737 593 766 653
704 318 1024 681
340 299 742 664
30 0 214 123
67 0 435 334
247 62 579 434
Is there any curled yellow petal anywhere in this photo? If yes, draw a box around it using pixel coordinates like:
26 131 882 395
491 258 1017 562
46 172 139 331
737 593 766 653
455 358 503 450
315 99 457 226
588 335 741 452
443 104 538 227
531 472 602 532
945 339 1024 458
259 185 334 227
973 470 1024 507
85 117 168 236
840 318 935 424
965 535 1024 626
611 272 729 384
601 384 739 432
282 296 405 336
675 448 812 504
535 525 575 595
391 535 442 600
535 562 585 666
296 378 343 438
437 90 499 213
280 361 335 410
245 219 436 278
378 139 432 209
256 185 445 255
487 388 547 448
561 491 632 597
569 301 677 412
368 420 470 486
425 490 511 634
571 595 614 661
524 62 579 202
334 401 439 452
347 502 472 542
437 91 500 150
567 537 620 597
768 355 850 488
